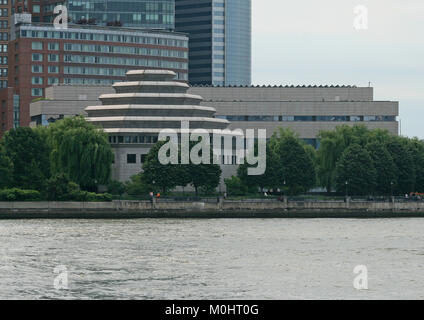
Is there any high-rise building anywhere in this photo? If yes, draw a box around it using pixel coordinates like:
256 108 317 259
175 0 251 86
0 14 188 135
65 0 175 29
11 1 175 29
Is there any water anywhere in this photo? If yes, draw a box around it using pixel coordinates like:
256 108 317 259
0 218 423 300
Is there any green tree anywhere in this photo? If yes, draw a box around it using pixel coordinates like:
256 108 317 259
45 173 81 201
2 127 50 190
0 144 13 189
237 141 279 192
188 161 221 196
272 130 316 195
142 141 180 193
385 137 415 195
107 180 127 196
224 176 248 196
365 141 397 195
405 138 424 193
126 174 152 196
48 116 113 191
335 144 376 196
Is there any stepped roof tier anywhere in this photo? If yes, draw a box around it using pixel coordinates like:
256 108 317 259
85 70 231 135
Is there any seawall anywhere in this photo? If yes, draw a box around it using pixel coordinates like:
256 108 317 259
1 199 424 219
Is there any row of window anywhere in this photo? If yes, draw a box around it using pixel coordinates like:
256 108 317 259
109 135 159 145
63 66 188 80
126 154 147 164
62 43 188 59
22 29 188 48
32 53 60 62
65 54 188 70
216 115 397 122
31 77 60 85
32 65 59 73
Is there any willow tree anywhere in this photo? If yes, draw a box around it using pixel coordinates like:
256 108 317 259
317 125 390 192
47 116 114 191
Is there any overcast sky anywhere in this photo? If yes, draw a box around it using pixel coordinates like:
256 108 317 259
252 0 424 138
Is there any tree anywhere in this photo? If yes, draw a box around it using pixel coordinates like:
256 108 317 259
2 127 50 190
188 161 221 196
142 141 180 193
45 173 81 201
48 116 113 191
335 144 376 196
405 138 424 193
107 180 127 196
224 176 248 196
126 174 152 196
317 125 372 192
237 141 279 192
270 128 316 195
365 141 397 195
0 144 13 189
385 137 415 195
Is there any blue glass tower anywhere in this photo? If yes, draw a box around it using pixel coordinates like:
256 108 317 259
175 0 251 86
65 0 175 30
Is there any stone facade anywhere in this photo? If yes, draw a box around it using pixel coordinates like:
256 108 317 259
85 69 238 184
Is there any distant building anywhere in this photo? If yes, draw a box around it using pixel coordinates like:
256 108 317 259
65 0 175 30
84 69 235 182
0 14 188 135
175 0 251 86
29 83 399 151
11 1 175 30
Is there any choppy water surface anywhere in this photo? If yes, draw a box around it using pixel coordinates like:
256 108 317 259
0 218 423 299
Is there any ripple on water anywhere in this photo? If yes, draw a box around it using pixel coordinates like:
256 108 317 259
0 218 424 299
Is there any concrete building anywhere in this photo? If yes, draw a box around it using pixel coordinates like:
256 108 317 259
30 83 399 150
84 69 236 182
175 0 251 86
0 14 188 135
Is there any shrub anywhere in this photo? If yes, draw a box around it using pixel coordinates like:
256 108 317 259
224 176 248 196
0 188 42 201
107 180 126 196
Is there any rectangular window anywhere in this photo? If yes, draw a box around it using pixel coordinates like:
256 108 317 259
31 88 43 96
31 42 43 50
32 53 43 62
31 65 43 73
127 154 136 164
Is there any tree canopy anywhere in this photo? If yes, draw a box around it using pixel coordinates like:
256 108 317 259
1 127 50 190
47 116 114 191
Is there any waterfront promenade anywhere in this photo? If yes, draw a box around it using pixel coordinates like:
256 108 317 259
1 199 424 219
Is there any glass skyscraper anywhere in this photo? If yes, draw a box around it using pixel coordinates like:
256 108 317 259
175 0 251 86
65 0 175 29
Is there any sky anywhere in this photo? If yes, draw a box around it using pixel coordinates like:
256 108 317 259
252 0 424 138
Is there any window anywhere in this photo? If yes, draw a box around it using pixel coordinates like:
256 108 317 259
31 88 43 96
32 65 43 73
32 53 43 62
48 42 59 50
31 77 43 85
127 154 136 164
31 42 43 50
48 54 59 62
48 65 59 73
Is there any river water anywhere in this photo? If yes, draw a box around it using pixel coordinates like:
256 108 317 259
0 218 423 300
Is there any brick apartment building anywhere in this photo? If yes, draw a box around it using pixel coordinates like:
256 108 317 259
0 13 188 135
